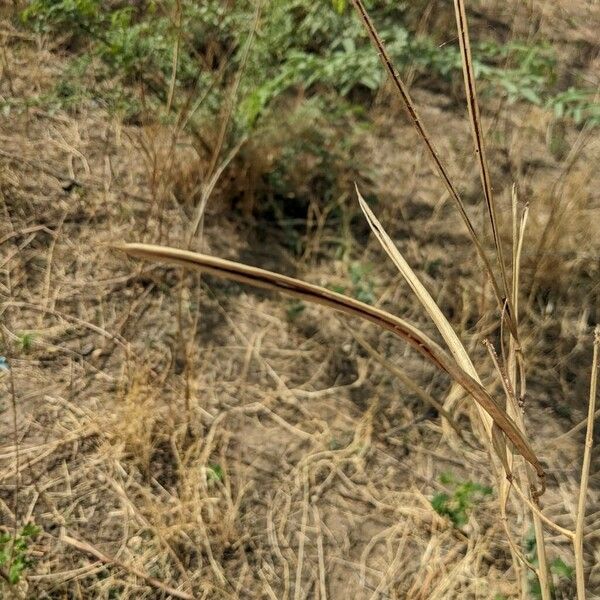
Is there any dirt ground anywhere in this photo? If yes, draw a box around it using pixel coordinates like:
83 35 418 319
1 2 599 599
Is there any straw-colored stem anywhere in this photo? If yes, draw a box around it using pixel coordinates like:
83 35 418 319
0 327 20 551
506 186 551 599
533 511 552 600
452 0 517 340
166 0 182 112
574 327 599 598
509 481 573 539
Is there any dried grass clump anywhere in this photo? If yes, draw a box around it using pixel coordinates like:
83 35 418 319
106 371 168 478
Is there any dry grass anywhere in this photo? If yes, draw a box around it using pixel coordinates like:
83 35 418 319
1 2 599 599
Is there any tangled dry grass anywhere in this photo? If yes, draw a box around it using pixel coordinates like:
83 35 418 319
1 1 600 598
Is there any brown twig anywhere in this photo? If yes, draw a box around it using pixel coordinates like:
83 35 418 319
61 533 195 600
452 0 517 340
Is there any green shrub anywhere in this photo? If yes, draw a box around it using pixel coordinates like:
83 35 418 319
19 0 600 132
524 530 575 598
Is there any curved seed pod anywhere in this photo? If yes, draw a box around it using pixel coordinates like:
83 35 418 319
116 242 545 481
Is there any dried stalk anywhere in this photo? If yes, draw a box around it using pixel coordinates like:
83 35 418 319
452 0 516 338
574 327 599 598
62 533 195 600
349 0 509 326
116 242 545 481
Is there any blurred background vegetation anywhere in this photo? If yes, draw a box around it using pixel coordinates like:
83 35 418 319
13 0 599 224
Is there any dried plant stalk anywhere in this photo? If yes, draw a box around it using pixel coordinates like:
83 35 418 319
116 242 544 480
452 0 515 337
349 0 510 328
574 327 599 598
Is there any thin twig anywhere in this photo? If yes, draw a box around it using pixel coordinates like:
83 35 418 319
166 0 182 112
0 328 20 561
61 533 195 600
452 0 517 339
509 482 574 539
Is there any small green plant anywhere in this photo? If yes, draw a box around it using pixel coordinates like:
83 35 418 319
286 301 306 321
18 332 35 353
331 0 347 14
550 87 600 126
550 557 574 581
524 530 575 598
0 523 40 586
206 464 224 484
524 530 543 597
430 473 492 528
349 262 375 304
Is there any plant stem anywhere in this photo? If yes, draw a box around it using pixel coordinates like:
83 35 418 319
574 326 599 598
533 509 552 600
166 0 182 112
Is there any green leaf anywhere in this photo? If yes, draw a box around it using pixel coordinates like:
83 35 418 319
20 524 40 539
286 301 306 321
207 464 224 483
519 87 542 105
550 557 574 580
18 332 35 353
332 0 347 14
8 557 25 584
439 472 454 485
431 492 450 515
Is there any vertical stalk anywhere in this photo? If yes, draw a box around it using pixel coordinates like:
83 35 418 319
166 0 182 112
507 193 551 600
574 327 599 598
533 510 552 600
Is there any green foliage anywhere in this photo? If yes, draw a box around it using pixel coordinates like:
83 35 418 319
286 301 306 321
473 41 556 104
550 557 574 581
524 530 574 598
22 0 102 33
431 473 492 528
240 0 402 125
349 262 375 304
207 464 224 483
18 332 35 353
19 0 599 129
20 0 249 120
0 523 40 586
331 0 348 14
551 87 600 126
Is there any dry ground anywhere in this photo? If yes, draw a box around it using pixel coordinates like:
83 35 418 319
1 2 599 599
